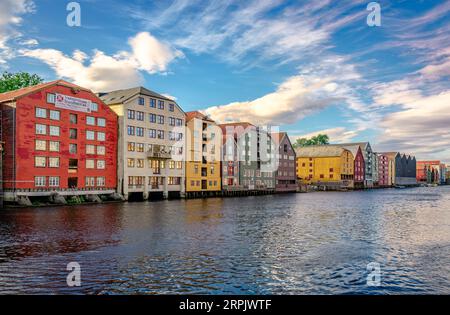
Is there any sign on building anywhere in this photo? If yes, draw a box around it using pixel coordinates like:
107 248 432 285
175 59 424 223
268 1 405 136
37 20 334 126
55 94 92 113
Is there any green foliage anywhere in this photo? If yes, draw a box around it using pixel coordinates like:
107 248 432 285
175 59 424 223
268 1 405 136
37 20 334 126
293 134 330 149
0 71 44 93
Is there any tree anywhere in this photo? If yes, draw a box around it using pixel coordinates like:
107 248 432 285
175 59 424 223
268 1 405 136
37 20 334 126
0 71 44 93
293 134 330 149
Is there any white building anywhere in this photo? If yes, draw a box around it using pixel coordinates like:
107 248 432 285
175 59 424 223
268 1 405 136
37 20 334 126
100 87 185 200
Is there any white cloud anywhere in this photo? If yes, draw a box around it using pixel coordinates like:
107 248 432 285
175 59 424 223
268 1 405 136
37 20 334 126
204 74 344 125
376 91 450 162
0 0 35 64
290 127 360 144
21 32 183 91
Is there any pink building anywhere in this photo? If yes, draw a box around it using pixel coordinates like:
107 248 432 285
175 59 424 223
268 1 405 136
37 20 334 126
377 153 390 187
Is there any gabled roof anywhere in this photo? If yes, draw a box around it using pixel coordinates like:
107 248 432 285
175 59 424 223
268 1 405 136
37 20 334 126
0 80 90 103
327 143 362 158
295 145 350 158
186 111 216 123
100 86 176 105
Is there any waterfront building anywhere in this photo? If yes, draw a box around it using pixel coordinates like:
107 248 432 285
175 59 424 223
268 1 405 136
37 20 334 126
0 80 118 205
329 144 365 189
382 152 417 186
338 142 374 188
416 161 444 184
440 163 447 184
272 132 297 193
377 153 390 187
100 87 185 200
373 153 379 187
296 146 354 189
219 122 276 192
185 111 222 196
220 128 240 190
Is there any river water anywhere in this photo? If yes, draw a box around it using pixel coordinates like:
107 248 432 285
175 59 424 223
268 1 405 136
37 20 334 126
0 186 449 294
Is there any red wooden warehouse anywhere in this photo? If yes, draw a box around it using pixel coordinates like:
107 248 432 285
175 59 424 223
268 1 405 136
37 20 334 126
0 80 118 204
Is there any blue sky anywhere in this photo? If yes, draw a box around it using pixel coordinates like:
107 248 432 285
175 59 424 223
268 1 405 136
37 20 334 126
1 0 450 162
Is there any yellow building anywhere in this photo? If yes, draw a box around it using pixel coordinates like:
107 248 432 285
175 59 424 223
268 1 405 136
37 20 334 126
185 111 222 195
296 146 354 189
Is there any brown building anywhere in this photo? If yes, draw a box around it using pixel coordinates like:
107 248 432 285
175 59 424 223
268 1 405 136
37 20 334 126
272 132 297 192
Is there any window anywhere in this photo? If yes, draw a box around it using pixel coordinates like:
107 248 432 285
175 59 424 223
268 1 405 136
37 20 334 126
177 133 183 141
136 111 144 121
136 159 144 168
127 126 135 136
329 168 334 173
128 142 135 152
36 124 47 135
47 93 55 104
36 107 47 118
86 144 95 154
97 132 106 141
97 177 105 187
169 104 175 112
49 126 60 136
49 141 60 152
86 130 95 140
169 131 176 141
97 146 105 155
176 118 183 126
169 161 175 169
50 110 60 121
138 97 145 105
169 117 176 126
86 159 95 169
158 100 164 109
35 176 46 187
150 99 156 108
90 102 98 112
149 113 156 123
35 140 46 151
127 110 135 120
136 127 144 137
127 158 135 168
97 160 105 169
176 161 182 169
69 159 78 169
157 130 164 139
157 115 164 124
86 116 96 125
69 128 77 139
49 157 60 168
35 156 46 167
70 113 78 124
97 118 106 127
149 129 156 138
86 177 95 187
136 143 144 152
69 144 77 155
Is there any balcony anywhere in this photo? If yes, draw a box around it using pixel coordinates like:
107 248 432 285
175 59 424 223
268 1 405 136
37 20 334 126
147 144 172 159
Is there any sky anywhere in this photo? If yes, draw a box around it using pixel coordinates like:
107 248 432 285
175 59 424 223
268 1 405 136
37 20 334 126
0 0 449 163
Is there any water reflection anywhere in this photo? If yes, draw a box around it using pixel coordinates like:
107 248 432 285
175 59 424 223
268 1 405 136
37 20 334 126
0 187 449 294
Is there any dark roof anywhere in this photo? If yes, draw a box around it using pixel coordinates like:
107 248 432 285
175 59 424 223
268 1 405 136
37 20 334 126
100 86 175 105
0 80 90 103
295 145 351 158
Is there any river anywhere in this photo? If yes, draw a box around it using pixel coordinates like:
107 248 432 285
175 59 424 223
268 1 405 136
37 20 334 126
0 186 449 294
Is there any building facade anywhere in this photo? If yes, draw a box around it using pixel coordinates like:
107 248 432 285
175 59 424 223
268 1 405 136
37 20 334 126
185 111 222 196
0 80 118 203
416 160 445 184
296 146 354 189
339 142 374 188
377 153 390 187
220 122 276 191
272 132 297 192
100 87 185 200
